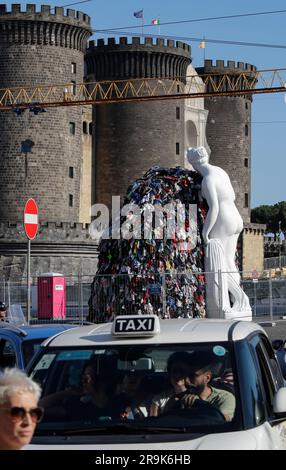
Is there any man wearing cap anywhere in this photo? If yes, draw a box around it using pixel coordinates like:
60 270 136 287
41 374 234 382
0 302 7 321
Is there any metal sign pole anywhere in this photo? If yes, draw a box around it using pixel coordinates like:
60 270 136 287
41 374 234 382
27 239 31 324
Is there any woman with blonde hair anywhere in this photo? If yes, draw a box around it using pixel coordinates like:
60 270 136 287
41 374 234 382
0 368 43 450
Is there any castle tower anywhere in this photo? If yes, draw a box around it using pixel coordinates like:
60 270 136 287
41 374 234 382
85 37 191 208
0 4 91 223
0 5 99 283
196 60 257 222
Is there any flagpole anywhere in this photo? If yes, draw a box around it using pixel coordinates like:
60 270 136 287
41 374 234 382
141 9 144 39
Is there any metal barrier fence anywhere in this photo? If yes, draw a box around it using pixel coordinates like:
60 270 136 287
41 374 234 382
1 270 286 324
264 256 286 270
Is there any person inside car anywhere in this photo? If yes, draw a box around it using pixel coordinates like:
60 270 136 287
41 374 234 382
150 351 235 421
149 351 195 417
180 352 235 421
116 371 153 419
41 357 126 421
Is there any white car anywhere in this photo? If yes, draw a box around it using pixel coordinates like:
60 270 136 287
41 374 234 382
26 315 286 450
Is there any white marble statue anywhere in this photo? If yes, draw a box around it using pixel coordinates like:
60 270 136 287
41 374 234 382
187 146 252 321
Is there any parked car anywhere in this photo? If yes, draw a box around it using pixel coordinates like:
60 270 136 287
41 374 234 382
26 315 286 450
0 321 76 369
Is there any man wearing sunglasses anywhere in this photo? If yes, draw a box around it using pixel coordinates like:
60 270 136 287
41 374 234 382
0 368 43 450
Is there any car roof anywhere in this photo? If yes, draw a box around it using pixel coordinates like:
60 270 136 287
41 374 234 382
43 318 266 347
0 323 75 341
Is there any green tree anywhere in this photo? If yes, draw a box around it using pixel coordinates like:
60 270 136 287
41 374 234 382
251 205 275 232
251 202 286 233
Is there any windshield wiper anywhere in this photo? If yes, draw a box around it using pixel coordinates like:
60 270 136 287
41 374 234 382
59 423 189 435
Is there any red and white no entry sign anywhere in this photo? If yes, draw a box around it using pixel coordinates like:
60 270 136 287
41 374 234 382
24 198 38 240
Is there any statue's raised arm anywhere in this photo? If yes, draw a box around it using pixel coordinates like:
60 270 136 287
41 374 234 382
187 146 252 321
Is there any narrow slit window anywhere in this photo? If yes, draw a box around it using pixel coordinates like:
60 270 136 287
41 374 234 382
71 80 76 95
69 122 75 135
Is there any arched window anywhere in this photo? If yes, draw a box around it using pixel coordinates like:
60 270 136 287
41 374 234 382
83 121 88 134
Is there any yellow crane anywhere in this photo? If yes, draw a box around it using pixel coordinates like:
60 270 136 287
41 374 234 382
0 67 285 111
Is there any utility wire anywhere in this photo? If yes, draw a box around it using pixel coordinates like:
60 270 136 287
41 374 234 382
52 0 92 8
92 30 286 50
95 9 286 32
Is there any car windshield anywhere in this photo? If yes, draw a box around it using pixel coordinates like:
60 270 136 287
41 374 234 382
22 339 45 367
29 342 242 435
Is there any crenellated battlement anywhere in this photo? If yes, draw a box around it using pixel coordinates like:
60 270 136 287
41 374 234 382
0 4 91 50
86 36 191 80
196 59 257 97
0 221 94 243
201 59 256 73
87 36 190 53
0 4 90 25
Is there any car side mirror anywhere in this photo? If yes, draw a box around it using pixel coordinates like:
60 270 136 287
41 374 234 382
273 387 286 414
272 339 285 351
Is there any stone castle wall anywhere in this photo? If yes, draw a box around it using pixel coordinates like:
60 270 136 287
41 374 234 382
0 4 91 223
196 60 257 222
0 222 98 279
86 37 191 208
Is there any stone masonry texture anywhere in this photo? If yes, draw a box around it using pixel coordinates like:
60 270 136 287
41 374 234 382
0 14 260 279
0 4 91 223
196 60 257 223
86 37 191 209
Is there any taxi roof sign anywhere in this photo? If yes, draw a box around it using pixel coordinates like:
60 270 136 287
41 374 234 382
112 315 160 337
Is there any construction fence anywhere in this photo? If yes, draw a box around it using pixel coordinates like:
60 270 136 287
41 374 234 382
1 269 286 324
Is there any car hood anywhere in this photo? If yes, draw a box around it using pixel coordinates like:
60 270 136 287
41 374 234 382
26 429 260 450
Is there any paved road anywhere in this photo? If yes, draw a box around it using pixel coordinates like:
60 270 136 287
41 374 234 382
253 318 286 341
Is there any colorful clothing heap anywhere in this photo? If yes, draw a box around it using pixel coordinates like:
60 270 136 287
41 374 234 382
88 167 207 322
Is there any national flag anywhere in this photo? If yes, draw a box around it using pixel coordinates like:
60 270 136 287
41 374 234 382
151 18 160 25
133 9 143 19
198 40 206 49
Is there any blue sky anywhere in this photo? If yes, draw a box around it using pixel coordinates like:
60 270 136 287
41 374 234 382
7 0 286 208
